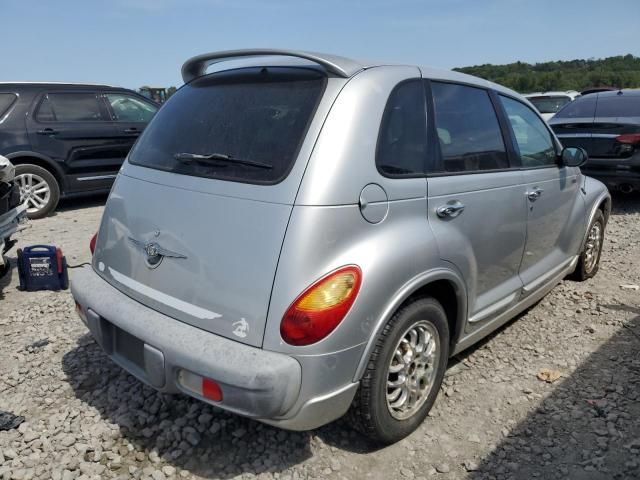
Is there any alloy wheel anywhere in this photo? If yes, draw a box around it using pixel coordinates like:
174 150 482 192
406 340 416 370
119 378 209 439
386 320 440 420
584 222 602 273
15 173 51 214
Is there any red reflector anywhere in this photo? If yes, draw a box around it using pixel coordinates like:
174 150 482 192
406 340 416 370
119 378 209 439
616 133 640 145
202 378 223 402
56 248 64 274
89 233 97 255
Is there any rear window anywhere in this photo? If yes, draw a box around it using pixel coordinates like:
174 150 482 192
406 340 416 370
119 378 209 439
527 96 572 114
594 94 640 117
128 67 326 184
554 96 597 119
0 93 17 119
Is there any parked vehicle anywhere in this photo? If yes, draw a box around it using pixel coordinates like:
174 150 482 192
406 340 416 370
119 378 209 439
524 91 581 121
0 83 159 219
0 155 26 277
71 49 610 444
550 89 640 193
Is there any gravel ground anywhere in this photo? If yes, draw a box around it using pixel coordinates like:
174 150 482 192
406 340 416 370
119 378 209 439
1 193 639 480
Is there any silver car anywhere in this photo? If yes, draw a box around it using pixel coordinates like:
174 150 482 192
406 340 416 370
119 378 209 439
71 49 610 444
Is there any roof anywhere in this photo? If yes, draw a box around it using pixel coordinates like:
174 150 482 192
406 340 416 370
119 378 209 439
0 82 122 89
595 89 640 98
524 91 580 97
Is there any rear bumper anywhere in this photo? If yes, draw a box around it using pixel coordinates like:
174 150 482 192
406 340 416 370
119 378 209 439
70 266 357 430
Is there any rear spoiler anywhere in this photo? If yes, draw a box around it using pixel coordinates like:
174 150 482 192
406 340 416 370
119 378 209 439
181 49 364 83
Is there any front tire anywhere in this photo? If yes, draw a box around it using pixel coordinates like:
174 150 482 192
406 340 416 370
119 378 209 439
349 297 449 444
571 210 605 281
14 164 60 219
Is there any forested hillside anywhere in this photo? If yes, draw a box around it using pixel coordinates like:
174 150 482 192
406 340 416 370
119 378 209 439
455 54 640 93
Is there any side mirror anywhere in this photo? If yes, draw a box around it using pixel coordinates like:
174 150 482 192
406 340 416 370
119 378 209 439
561 146 588 167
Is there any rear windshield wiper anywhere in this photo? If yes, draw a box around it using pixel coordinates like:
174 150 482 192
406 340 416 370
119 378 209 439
174 152 273 169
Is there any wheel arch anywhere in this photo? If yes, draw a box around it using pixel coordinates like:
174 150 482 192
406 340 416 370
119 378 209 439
4 151 66 192
579 189 611 252
352 268 467 382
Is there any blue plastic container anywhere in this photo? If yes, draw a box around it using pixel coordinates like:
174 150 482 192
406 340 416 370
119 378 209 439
17 245 69 291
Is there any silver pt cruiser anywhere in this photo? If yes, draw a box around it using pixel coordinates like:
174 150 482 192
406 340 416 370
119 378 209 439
71 49 610 443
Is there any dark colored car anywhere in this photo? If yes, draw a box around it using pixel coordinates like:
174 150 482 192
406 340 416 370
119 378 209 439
0 83 159 218
549 89 640 193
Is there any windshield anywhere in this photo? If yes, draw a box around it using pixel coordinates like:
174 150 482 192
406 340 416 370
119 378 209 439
527 96 573 114
129 67 326 184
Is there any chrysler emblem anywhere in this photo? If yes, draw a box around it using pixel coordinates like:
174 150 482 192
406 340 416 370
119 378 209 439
128 237 187 269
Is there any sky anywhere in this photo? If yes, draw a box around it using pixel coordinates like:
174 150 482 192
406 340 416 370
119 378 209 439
4 0 640 90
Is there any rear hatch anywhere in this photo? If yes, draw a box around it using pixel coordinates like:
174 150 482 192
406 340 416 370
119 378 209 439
93 67 331 347
551 93 640 170
587 94 640 170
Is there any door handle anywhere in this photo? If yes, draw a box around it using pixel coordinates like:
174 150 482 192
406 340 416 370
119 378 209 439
123 128 139 134
436 201 465 218
37 128 58 135
527 188 544 202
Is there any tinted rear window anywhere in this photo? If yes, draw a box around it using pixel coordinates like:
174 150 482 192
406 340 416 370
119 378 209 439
527 96 572 114
0 93 17 118
554 96 597 119
594 94 640 117
129 67 326 184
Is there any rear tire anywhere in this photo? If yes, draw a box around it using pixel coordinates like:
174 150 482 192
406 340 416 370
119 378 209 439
14 164 60 219
571 210 605 281
349 297 449 444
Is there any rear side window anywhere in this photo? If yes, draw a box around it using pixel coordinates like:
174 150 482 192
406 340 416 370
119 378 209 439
430 82 508 173
0 93 17 118
376 80 428 176
554 96 597 119
594 95 640 117
500 96 557 168
129 67 326 184
36 93 105 122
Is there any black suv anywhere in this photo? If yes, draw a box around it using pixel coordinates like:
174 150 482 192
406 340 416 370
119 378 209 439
0 83 158 218
549 89 640 193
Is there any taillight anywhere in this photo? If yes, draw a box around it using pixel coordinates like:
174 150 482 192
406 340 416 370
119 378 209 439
89 233 97 255
280 266 362 346
616 133 640 145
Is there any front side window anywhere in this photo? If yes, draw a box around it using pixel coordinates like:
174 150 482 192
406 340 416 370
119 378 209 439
430 82 508 173
36 93 105 122
128 67 326 184
376 80 428 176
500 96 557 168
106 94 157 123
